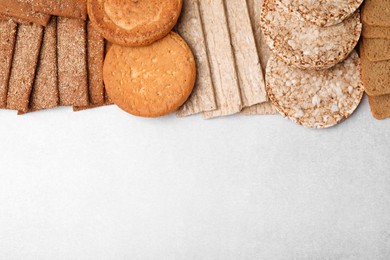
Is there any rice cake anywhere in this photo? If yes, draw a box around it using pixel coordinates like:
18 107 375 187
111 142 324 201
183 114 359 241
0 0 50 26
361 38 390 62
103 32 196 118
362 24 390 39
0 19 17 108
280 0 363 27
27 17 58 113
362 0 390 27
176 0 216 117
266 51 364 128
360 46 390 96
28 0 87 20
88 0 182 47
368 94 390 120
199 0 242 119
7 24 43 112
57 17 89 107
261 0 362 70
225 0 267 108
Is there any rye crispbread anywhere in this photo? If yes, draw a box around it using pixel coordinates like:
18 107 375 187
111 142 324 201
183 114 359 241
362 24 390 39
266 51 364 128
361 37 390 62
0 0 50 26
28 0 87 20
362 0 390 27
368 94 390 120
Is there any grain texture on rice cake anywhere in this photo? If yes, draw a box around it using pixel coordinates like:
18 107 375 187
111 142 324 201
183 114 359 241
199 0 242 119
103 32 196 118
368 94 390 120
0 0 51 26
261 0 362 70
362 0 390 27
266 51 364 128
361 38 390 62
176 0 216 117
88 0 182 47
362 24 390 39
280 0 363 27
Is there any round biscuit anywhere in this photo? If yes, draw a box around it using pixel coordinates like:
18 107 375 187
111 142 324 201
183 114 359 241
88 0 182 47
279 0 364 27
103 32 196 118
266 51 364 129
261 0 362 70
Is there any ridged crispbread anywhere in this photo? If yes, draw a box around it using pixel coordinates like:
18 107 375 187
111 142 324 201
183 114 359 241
266 51 364 128
261 0 362 70
280 0 363 27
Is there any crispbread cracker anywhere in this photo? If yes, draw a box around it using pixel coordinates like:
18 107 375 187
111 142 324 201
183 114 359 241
0 19 17 108
280 0 363 27
28 0 87 20
360 45 390 96
0 0 50 26
261 0 362 70
199 0 242 119
266 51 364 128
225 0 267 108
362 0 390 27
26 17 58 113
103 33 196 118
88 0 182 46
361 38 390 62
241 102 277 115
176 0 216 117
87 21 105 105
368 94 390 120
57 17 89 107
362 24 390 39
7 23 43 112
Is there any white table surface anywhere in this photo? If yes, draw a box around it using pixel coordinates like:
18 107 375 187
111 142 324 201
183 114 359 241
0 95 389 259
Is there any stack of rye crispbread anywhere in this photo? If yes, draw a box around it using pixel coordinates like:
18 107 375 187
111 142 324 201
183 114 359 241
0 0 111 114
361 0 390 120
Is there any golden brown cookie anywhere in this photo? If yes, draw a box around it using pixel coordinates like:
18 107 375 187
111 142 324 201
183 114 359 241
103 32 196 117
87 0 182 46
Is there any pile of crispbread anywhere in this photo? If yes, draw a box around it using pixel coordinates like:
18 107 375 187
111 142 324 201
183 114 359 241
361 0 390 120
0 0 109 114
260 0 365 128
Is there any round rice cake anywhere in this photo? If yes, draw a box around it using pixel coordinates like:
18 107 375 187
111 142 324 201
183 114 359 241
88 0 182 46
103 32 196 118
261 0 362 70
266 51 364 129
279 0 364 27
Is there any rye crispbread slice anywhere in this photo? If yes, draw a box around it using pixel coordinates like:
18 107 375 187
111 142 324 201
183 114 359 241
0 0 50 26
361 37 390 62
362 24 390 39
362 0 390 27
368 94 390 120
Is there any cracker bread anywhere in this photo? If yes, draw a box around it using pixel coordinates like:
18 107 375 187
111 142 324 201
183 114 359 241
280 0 363 27
7 23 43 112
88 0 182 47
87 21 105 105
361 37 390 62
362 24 390 39
266 51 364 128
176 0 216 117
225 0 267 108
261 0 362 70
28 0 87 20
360 45 390 96
199 0 242 119
57 17 89 107
368 94 390 120
0 0 50 26
362 0 390 27
0 19 17 108
241 102 277 115
26 17 58 113
103 32 196 118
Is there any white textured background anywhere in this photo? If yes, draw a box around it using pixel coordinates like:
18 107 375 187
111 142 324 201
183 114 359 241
0 96 389 259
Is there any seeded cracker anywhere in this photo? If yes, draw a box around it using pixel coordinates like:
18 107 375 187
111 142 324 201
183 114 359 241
176 0 217 117
225 0 267 108
261 0 362 70
57 17 89 107
266 51 364 129
7 23 43 112
0 0 50 26
0 19 17 108
280 0 363 27
199 0 242 119
23 17 58 113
